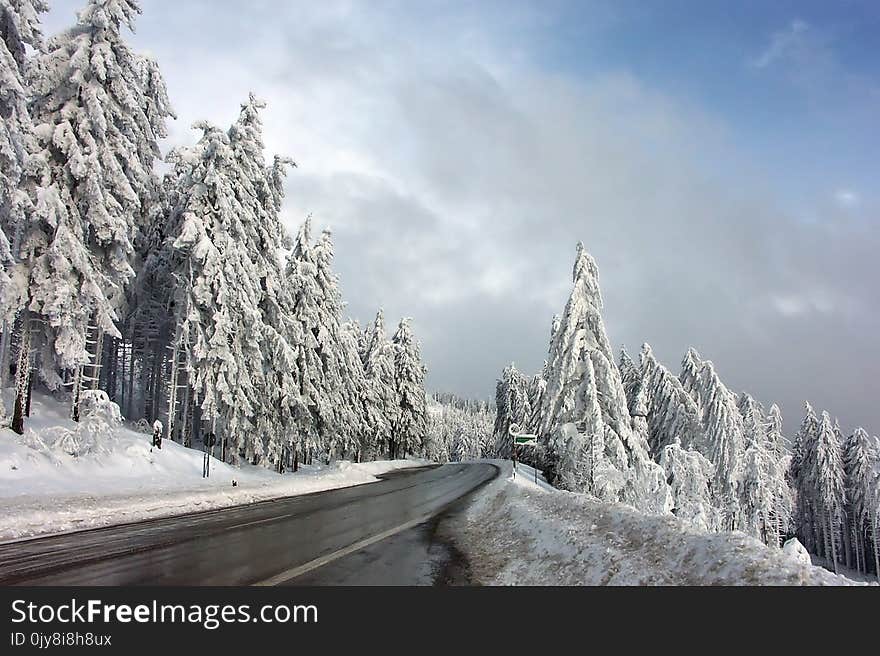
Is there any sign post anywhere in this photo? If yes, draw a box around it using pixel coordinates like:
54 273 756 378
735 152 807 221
508 424 539 482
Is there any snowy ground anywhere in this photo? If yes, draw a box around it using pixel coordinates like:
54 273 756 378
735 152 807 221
0 393 425 542
446 460 865 585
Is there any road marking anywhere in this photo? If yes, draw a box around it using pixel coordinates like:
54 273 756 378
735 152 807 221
252 511 441 586
254 464 498 586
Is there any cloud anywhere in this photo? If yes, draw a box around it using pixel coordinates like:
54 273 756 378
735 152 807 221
40 1 880 433
750 19 812 69
834 189 860 208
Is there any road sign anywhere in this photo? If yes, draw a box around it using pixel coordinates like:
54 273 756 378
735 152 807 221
514 435 537 445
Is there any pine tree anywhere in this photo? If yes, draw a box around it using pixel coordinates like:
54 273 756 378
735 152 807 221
807 412 847 572
765 403 787 459
660 438 720 532
168 117 265 464
791 402 820 552
537 244 669 511
390 317 427 459
689 358 747 530
0 0 47 420
21 0 173 422
638 343 702 456
492 363 531 458
843 428 878 574
679 347 702 404
362 309 396 459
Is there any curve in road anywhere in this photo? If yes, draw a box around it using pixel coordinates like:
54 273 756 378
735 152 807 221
0 462 497 586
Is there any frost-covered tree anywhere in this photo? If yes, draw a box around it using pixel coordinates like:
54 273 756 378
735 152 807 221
791 402 819 551
428 393 493 463
660 438 719 532
802 412 847 572
362 309 396 458
0 1 42 430
390 317 427 458
537 244 669 512
740 429 793 547
492 363 531 458
167 118 265 464
20 0 173 421
688 357 747 530
843 428 878 575
679 347 702 404
765 403 787 459
638 344 702 457
0 1 47 406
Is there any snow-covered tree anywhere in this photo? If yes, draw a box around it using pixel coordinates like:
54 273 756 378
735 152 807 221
791 402 819 551
428 393 493 463
638 344 702 457
362 309 396 458
802 412 847 572
390 317 427 458
492 363 531 458
0 0 45 429
765 403 787 459
19 0 173 422
167 117 265 464
660 438 719 532
537 244 669 512
688 357 747 530
843 428 878 575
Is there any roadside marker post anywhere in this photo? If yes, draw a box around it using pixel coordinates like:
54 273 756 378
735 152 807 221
508 424 539 484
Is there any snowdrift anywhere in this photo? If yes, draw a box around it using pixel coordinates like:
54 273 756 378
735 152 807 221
448 461 862 585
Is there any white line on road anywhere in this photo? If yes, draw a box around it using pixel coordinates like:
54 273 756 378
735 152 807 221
252 512 439 586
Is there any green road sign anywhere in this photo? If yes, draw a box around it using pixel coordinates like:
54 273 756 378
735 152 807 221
514 436 537 445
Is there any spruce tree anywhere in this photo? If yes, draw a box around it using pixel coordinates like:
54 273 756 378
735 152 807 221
537 244 668 511
21 0 172 421
390 317 427 459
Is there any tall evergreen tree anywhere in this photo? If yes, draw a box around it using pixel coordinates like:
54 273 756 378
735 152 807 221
537 244 668 511
492 363 531 458
390 317 427 458
804 412 847 572
638 343 702 457
843 427 878 574
20 0 172 420
362 309 396 458
0 0 47 420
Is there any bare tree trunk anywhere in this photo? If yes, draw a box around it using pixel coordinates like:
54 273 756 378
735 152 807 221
11 313 31 435
165 330 180 444
828 513 839 574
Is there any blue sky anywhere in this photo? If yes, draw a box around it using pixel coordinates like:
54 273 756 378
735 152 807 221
40 1 880 433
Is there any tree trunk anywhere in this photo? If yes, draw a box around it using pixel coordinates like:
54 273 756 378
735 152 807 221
872 520 879 582
165 332 180 443
828 514 839 574
11 314 31 435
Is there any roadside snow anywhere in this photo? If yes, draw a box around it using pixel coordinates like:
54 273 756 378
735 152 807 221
447 461 862 585
0 394 426 542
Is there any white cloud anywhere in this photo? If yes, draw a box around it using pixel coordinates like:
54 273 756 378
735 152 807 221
39 1 880 431
834 189 860 208
750 19 810 69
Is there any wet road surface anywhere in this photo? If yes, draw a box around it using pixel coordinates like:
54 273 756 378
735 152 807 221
0 463 497 586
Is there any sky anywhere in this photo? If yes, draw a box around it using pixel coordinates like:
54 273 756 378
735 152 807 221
43 1 880 433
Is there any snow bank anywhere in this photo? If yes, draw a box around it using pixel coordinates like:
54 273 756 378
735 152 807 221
0 394 426 542
448 461 861 585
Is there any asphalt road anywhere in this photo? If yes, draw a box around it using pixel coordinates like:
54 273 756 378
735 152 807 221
0 463 497 586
